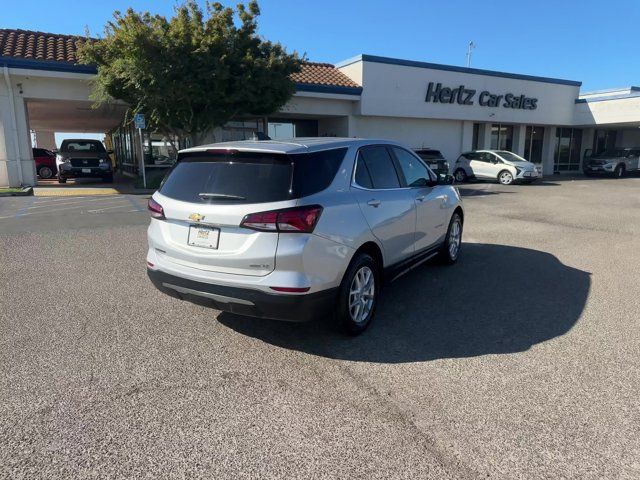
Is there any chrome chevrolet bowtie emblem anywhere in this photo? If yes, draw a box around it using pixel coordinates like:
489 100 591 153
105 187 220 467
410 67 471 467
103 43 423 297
189 213 205 222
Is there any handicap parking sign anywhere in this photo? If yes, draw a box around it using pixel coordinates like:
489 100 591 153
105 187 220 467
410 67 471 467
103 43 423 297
134 113 146 129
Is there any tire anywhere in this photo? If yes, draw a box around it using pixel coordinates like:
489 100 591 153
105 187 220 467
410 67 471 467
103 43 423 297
103 174 114 183
38 165 54 179
498 170 514 185
453 168 468 183
438 212 463 264
336 253 380 335
614 164 625 178
57 174 67 184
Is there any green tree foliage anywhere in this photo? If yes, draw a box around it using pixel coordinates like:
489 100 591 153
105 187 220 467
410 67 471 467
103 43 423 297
78 1 302 144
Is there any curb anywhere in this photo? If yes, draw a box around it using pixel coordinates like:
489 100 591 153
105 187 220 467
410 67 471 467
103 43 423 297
33 188 155 197
0 186 34 197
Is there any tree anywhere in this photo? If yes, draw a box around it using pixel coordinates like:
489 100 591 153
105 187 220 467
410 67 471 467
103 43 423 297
77 1 302 145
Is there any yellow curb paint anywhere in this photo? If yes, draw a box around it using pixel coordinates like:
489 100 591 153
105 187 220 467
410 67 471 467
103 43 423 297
34 188 120 197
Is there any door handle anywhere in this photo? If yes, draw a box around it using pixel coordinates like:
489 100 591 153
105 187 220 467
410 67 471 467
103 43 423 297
415 195 425 202
367 199 381 207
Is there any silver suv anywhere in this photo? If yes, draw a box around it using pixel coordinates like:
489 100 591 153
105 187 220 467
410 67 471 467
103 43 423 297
146 138 464 334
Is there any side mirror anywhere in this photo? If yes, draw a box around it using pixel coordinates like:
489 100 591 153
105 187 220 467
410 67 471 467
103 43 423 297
437 174 454 185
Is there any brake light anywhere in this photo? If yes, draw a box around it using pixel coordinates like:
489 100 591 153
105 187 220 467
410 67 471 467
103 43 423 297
148 198 165 219
240 205 323 233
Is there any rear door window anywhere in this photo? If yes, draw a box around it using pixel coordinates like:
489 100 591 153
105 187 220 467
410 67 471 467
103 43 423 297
160 148 346 204
356 146 401 189
392 147 432 187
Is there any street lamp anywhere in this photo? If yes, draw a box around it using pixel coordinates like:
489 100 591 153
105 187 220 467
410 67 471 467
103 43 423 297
466 41 476 68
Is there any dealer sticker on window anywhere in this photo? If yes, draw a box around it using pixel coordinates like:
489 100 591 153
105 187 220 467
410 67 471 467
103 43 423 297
188 225 220 249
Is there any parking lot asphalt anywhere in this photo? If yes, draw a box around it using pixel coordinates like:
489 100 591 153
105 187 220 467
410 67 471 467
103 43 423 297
1 177 639 479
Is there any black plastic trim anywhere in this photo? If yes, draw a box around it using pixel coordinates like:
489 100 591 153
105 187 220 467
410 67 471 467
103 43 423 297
147 268 337 322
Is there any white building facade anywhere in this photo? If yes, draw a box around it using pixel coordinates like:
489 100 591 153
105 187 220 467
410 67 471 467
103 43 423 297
276 55 640 178
2 28 640 187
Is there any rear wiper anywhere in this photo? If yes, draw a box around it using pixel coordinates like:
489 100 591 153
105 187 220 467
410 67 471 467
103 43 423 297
198 193 246 200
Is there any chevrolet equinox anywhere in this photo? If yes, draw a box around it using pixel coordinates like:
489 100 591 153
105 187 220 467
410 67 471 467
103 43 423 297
147 138 464 335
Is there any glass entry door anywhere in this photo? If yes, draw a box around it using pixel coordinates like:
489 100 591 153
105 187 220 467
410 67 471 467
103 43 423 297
554 128 582 172
490 124 514 150
524 126 545 163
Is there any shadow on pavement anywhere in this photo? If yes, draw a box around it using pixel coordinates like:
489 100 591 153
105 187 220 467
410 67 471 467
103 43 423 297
218 243 591 363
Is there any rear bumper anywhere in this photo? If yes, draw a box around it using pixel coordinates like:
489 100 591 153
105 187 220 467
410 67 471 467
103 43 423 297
147 268 337 322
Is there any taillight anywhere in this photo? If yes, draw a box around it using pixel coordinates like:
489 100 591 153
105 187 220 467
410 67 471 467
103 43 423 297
240 205 322 233
148 198 165 220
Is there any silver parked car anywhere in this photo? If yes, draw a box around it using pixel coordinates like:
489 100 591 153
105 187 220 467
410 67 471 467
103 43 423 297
583 148 640 177
146 138 464 334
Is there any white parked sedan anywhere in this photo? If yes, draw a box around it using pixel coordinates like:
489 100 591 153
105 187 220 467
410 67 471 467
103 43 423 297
453 150 542 185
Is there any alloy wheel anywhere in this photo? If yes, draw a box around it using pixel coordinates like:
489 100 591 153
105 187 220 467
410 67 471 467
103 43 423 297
348 266 375 325
448 218 462 260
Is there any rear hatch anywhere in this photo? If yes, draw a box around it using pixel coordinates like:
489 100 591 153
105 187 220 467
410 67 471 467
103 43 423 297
154 147 346 277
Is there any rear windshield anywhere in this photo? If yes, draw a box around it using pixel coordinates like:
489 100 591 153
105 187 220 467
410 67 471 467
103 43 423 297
159 147 347 204
61 140 106 153
415 150 444 160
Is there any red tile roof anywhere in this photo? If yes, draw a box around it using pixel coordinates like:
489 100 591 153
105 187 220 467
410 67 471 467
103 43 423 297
0 29 81 63
290 61 360 89
0 28 361 90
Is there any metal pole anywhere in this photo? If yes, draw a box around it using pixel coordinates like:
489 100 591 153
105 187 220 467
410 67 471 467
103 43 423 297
138 127 146 189
466 41 475 68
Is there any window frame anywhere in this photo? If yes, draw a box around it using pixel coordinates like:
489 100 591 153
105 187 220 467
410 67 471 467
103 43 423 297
351 144 436 191
388 146 437 188
351 144 404 191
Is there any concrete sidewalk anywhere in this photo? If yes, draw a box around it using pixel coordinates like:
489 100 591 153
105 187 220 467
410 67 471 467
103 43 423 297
34 173 155 196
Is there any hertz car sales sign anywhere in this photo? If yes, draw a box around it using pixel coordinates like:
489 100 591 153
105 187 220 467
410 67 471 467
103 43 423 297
425 82 538 110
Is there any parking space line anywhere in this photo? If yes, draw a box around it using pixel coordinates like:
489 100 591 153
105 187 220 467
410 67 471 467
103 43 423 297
0 200 125 220
125 196 145 212
28 196 123 210
87 204 133 213
32 196 89 204
13 196 37 218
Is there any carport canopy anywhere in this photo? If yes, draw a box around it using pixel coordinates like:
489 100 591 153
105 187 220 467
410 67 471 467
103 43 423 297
27 99 127 133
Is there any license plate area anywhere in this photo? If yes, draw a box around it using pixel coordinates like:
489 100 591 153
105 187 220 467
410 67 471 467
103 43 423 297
188 225 220 249
82 168 91 173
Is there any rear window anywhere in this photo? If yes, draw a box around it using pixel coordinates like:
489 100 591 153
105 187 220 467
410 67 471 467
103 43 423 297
415 150 444 160
61 141 106 153
160 148 347 204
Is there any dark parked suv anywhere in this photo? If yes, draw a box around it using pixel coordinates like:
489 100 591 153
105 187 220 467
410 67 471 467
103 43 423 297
55 139 113 183
414 148 450 175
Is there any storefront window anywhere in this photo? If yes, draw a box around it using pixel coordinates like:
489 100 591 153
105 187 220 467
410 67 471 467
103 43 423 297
554 128 582 171
490 124 513 151
524 126 545 163
472 123 480 150
268 119 318 139
593 130 616 155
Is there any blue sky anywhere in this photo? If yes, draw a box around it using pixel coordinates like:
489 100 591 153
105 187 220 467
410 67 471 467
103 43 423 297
4 0 640 92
